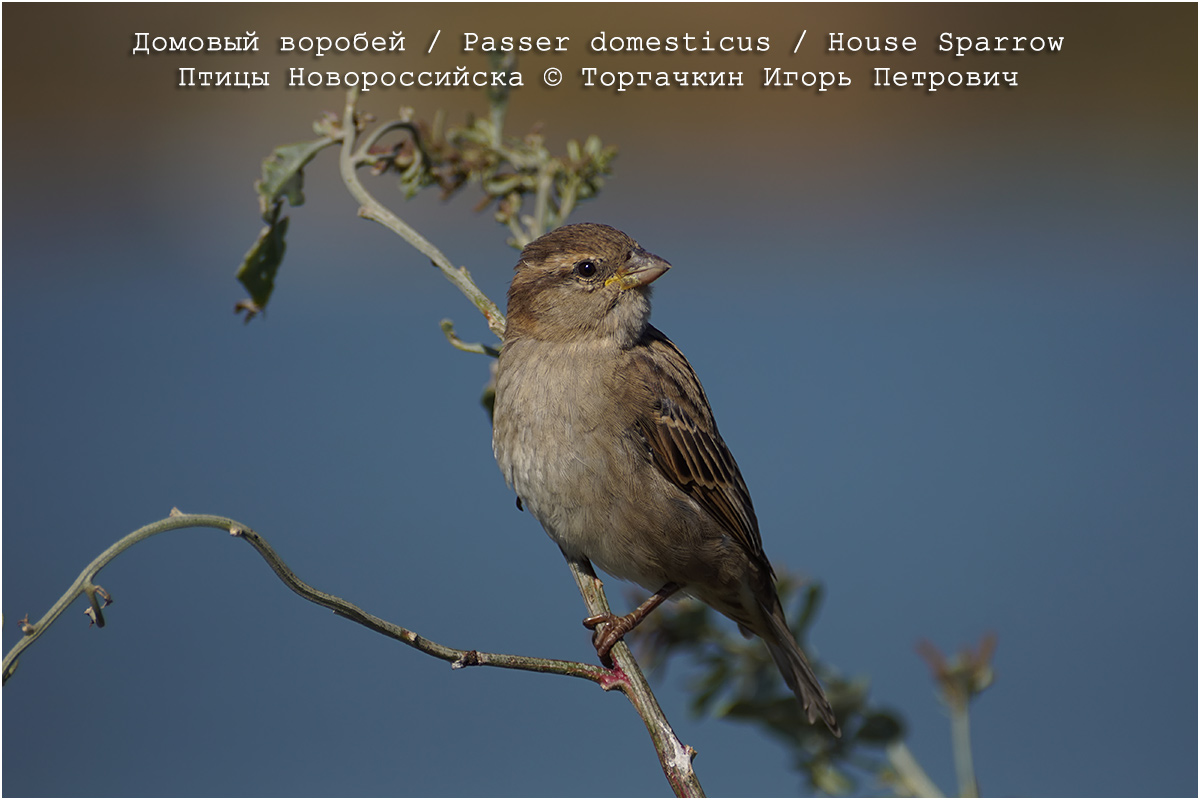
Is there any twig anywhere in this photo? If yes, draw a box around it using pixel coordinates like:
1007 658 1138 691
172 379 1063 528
3 512 610 686
3 512 702 796
949 696 978 798
885 741 945 798
354 119 423 162
530 162 555 241
566 558 705 797
916 636 994 798
335 88 505 339
441 319 499 357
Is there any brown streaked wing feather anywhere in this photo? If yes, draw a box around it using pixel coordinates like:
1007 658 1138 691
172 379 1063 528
634 326 768 569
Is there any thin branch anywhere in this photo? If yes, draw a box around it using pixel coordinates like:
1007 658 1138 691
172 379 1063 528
3 512 703 797
916 636 993 798
506 214 531 250
3 512 609 686
566 558 705 797
354 119 422 163
949 696 978 797
530 162 555 241
335 88 505 339
885 741 945 798
557 173 581 226
441 319 499 357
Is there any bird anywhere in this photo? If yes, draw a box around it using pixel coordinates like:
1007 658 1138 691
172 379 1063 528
491 222 839 736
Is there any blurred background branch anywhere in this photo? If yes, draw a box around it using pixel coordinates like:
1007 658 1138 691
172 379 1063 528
629 578 995 795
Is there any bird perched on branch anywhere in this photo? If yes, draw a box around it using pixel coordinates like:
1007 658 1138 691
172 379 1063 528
492 222 839 736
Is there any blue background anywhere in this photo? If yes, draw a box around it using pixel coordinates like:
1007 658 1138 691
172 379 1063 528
4 3 1196 797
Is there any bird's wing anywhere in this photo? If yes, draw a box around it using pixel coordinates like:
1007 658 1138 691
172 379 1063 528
633 326 769 569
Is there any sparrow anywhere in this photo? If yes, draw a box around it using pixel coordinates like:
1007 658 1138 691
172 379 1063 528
491 222 839 736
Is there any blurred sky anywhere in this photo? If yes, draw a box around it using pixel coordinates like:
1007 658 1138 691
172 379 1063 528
3 3 1196 797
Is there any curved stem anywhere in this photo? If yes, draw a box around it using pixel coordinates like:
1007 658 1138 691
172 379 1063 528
441 319 500 357
3 513 609 686
354 119 422 162
336 88 505 338
4 512 190 681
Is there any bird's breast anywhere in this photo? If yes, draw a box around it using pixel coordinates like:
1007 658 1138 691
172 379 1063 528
492 339 645 565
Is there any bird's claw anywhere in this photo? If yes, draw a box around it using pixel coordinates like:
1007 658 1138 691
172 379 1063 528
582 612 635 666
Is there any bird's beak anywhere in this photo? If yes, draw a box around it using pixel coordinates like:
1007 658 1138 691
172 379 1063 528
605 249 671 291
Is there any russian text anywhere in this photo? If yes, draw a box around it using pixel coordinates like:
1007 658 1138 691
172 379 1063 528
178 68 269 88
762 68 851 91
873 67 1019 90
579 68 745 91
133 31 259 54
287 66 524 89
279 32 405 56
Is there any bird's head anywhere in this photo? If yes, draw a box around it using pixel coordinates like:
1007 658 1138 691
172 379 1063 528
505 223 671 347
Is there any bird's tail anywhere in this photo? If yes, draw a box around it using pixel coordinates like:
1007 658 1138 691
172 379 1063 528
760 601 840 737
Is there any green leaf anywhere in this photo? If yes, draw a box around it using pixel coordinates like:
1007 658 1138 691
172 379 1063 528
237 135 335 320
235 208 289 314
254 137 335 221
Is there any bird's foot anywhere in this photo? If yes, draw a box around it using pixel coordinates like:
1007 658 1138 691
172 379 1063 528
583 611 636 665
581 582 681 666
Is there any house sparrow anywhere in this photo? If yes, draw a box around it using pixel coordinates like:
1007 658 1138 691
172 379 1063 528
492 223 839 736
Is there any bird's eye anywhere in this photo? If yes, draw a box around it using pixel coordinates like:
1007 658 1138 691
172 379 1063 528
575 260 597 278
